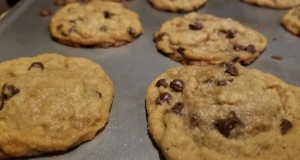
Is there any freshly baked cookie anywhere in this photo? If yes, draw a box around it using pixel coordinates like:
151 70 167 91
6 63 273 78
154 13 267 66
50 1 143 48
146 62 300 160
281 6 300 36
148 0 207 12
0 53 114 158
242 0 300 9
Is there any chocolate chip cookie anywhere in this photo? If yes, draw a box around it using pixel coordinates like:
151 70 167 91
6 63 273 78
0 53 114 158
50 1 143 48
154 13 267 66
281 6 300 36
148 0 207 12
242 0 300 9
146 62 300 160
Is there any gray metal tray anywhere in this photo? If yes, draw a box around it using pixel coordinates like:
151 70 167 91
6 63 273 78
0 0 299 159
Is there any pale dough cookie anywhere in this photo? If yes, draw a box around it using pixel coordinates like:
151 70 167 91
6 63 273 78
146 62 300 160
281 6 300 36
242 0 300 9
50 1 143 48
148 0 207 12
154 13 267 66
0 53 114 158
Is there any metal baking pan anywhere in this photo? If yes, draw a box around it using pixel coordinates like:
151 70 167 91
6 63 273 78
0 0 299 159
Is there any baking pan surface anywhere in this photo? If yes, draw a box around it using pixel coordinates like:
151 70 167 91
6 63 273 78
0 0 299 159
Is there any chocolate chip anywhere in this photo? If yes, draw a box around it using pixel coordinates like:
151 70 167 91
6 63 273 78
231 55 240 63
28 62 44 71
104 11 111 19
127 28 136 37
246 44 256 54
170 79 184 92
170 102 184 115
156 79 168 88
216 118 235 137
280 119 292 135
226 28 237 39
155 32 166 42
0 96 4 110
2 83 20 100
55 0 65 6
189 22 203 30
69 26 76 33
217 79 233 86
155 92 172 105
39 9 51 17
203 79 213 84
177 48 185 56
216 112 242 137
225 64 238 76
215 112 241 137
56 24 63 31
190 114 200 126
100 25 108 32
233 44 246 51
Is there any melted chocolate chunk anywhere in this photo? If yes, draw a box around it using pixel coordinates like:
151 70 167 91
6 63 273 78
246 44 256 54
189 22 203 30
127 28 136 37
56 24 63 31
170 79 184 92
215 111 241 137
171 102 184 115
231 55 240 63
100 25 108 32
0 96 4 110
104 11 111 19
190 114 200 126
226 28 237 39
225 64 238 76
155 32 166 42
203 79 213 84
280 119 292 135
217 79 233 86
2 83 20 99
28 62 44 71
177 48 185 56
155 92 172 105
156 79 168 88
69 26 76 33
39 9 51 17
233 44 246 51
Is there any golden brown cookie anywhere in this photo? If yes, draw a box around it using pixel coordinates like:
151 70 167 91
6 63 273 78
0 53 114 158
50 1 143 48
281 6 300 36
146 62 300 160
149 0 207 12
242 0 300 9
154 13 267 66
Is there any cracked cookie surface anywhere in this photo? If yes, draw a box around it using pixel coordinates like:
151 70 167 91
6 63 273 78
0 53 114 158
50 1 143 48
148 0 207 12
242 0 300 9
281 6 300 36
154 13 267 66
146 63 300 160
